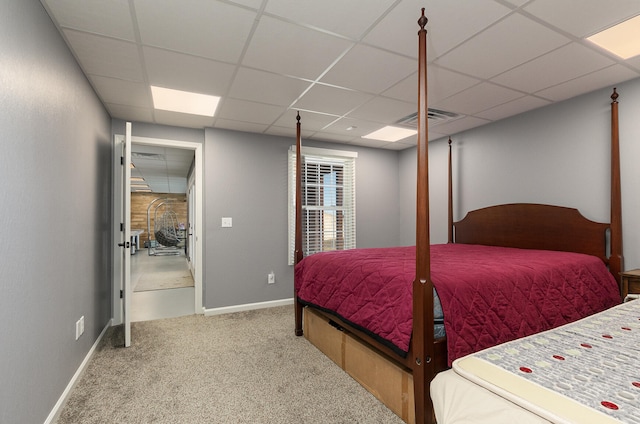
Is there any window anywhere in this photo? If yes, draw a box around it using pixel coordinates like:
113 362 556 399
288 146 357 265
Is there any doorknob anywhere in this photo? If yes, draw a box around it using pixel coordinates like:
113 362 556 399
118 241 130 248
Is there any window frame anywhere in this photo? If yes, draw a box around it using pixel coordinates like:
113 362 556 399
288 146 357 265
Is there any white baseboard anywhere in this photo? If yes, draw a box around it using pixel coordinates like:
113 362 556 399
204 298 293 316
44 319 112 424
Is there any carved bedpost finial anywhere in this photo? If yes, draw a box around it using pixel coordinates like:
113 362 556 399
611 88 618 103
296 111 301 123
448 137 452 146
418 7 428 30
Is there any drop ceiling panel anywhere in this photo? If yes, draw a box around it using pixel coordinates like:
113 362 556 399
132 163 166 172
425 0 512 58
434 82 523 115
228 0 263 8
491 43 616 93
348 97 416 124
42 0 135 41
134 0 257 62
62 29 143 81
436 13 571 79
363 0 511 59
524 0 640 37
228 68 312 107
165 158 193 168
380 73 417 103
323 117 392 138
427 66 481 104
381 67 480 105
292 84 373 116
216 98 285 125
166 169 189 178
242 16 354 80
130 144 193 193
143 47 236 95
358 0 422 60
264 0 396 40
502 0 528 6
320 44 416 93
89 75 151 108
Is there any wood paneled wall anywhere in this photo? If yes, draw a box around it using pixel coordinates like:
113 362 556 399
131 192 187 246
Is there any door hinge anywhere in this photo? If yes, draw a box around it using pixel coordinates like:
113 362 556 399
120 222 124 231
121 156 124 165
120 290 123 299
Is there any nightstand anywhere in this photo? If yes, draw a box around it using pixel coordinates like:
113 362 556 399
620 269 640 301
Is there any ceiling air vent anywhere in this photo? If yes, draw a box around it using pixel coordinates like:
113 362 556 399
395 108 461 128
131 152 165 160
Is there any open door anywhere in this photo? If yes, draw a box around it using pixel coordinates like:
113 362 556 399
119 122 132 347
187 177 196 277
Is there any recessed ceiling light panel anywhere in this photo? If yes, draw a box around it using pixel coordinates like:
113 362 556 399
587 15 640 59
151 86 220 116
362 126 417 142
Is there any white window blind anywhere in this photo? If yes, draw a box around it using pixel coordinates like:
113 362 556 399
288 146 357 265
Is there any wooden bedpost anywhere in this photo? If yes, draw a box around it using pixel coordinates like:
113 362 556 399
294 112 304 336
448 137 453 244
413 8 435 424
609 88 624 294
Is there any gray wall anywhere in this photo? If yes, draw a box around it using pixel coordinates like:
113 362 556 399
109 121 401 310
399 78 640 270
204 127 401 309
0 1 112 423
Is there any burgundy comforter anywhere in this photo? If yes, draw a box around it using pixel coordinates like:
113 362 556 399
294 243 621 364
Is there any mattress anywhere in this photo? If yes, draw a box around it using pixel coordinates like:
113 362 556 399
446 300 640 424
431 369 553 424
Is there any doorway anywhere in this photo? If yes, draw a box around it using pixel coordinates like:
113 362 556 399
112 134 204 328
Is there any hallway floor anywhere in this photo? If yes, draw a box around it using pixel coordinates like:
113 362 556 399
130 248 195 322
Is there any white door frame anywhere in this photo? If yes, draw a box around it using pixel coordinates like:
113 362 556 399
112 135 204 325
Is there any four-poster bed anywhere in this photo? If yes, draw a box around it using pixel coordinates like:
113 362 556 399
293 9 624 424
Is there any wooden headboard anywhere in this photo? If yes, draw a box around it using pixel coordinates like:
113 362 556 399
454 203 610 265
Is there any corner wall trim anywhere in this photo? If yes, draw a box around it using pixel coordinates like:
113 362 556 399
204 298 293 316
44 319 112 424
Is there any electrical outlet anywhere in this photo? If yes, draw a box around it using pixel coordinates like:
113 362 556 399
268 272 275 284
221 217 232 228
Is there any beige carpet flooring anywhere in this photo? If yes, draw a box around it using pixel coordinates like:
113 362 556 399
55 305 404 424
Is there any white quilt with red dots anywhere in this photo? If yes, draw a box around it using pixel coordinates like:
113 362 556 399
453 300 640 424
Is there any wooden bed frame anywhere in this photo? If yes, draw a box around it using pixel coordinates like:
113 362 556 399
293 9 623 424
